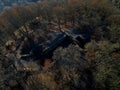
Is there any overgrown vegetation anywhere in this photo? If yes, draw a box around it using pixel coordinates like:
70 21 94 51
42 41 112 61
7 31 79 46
0 0 120 90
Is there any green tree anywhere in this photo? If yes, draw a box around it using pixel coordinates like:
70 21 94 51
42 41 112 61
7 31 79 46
91 41 120 90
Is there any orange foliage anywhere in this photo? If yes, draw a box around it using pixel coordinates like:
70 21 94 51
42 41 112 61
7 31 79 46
43 59 52 70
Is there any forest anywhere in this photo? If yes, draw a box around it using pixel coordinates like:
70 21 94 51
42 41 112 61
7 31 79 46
0 0 120 90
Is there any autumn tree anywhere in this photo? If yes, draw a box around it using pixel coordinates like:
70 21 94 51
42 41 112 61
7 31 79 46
52 45 89 89
52 5 64 31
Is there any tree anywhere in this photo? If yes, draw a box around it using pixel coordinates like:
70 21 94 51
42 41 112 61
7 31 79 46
52 44 89 90
107 15 120 43
90 41 120 90
52 5 64 31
